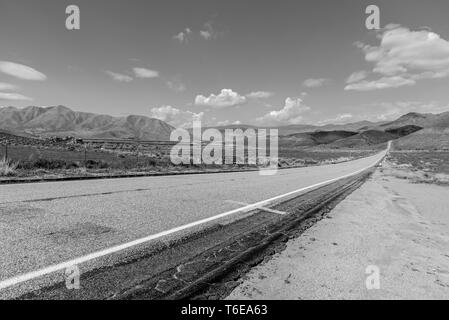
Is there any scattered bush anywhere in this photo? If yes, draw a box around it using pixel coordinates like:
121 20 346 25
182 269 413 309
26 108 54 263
16 158 116 170
85 159 109 169
0 158 18 176
17 158 80 170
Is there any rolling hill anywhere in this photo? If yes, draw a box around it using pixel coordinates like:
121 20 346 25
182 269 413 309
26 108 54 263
200 121 384 136
0 106 174 140
279 131 358 148
321 125 423 149
1 106 448 150
381 112 449 150
379 112 449 130
393 128 449 150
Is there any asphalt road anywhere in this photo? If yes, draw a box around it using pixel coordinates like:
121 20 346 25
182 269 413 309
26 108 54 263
0 149 387 297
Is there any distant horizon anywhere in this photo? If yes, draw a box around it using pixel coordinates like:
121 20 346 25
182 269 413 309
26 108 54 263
0 104 446 129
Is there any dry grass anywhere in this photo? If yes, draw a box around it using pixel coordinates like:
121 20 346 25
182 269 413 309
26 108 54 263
382 167 449 186
0 158 18 176
384 151 449 186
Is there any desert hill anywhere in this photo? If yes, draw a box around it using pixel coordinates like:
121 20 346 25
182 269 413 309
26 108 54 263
280 131 357 147
379 112 449 130
1 106 448 149
0 106 174 140
322 125 423 149
382 112 449 150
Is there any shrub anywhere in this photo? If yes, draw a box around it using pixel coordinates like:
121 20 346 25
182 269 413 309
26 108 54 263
85 159 109 169
17 158 79 170
0 158 18 176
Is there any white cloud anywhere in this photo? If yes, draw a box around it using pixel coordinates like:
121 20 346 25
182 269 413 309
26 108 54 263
150 105 181 121
173 22 218 43
199 22 217 40
195 89 247 108
333 113 353 122
173 28 192 43
150 105 203 128
317 113 354 125
347 24 449 91
345 76 415 91
0 92 32 101
256 97 310 126
346 71 368 84
246 91 274 99
215 120 242 127
0 82 18 91
200 31 212 40
0 61 47 81
133 67 159 79
303 78 331 88
105 71 133 82
166 79 186 93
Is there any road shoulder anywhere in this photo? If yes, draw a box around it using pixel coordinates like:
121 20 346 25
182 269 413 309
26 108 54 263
227 167 449 299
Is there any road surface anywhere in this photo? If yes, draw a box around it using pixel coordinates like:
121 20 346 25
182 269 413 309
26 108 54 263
0 148 388 297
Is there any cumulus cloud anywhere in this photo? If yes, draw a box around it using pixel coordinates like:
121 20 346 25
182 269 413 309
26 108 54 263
0 92 32 101
0 61 47 81
303 78 331 88
173 28 192 43
256 97 310 126
133 67 159 79
0 82 18 91
105 71 133 82
346 24 449 91
246 91 274 99
195 89 247 108
150 105 203 128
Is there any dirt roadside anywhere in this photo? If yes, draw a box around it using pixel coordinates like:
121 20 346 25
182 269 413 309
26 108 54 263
227 165 449 300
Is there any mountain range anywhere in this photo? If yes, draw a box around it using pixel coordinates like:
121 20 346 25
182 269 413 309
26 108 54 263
0 105 174 140
0 106 448 149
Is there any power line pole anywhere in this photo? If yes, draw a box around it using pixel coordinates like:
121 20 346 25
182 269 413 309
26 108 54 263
84 145 87 167
136 142 139 167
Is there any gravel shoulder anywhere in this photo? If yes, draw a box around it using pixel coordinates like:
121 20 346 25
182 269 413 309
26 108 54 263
227 166 449 300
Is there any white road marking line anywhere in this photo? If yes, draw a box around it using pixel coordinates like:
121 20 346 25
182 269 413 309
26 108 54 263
225 200 287 215
0 146 390 291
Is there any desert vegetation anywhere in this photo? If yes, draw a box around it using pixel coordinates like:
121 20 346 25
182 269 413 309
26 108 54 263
384 149 449 186
0 107 446 182
0 158 18 177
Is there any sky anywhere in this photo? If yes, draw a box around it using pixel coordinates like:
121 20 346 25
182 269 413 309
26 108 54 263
1 0 449 128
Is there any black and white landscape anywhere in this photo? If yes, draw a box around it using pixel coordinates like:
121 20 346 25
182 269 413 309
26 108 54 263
0 0 449 303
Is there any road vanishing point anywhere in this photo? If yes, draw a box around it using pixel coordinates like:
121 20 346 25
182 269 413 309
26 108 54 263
0 144 390 298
